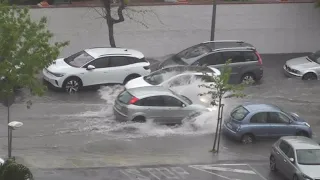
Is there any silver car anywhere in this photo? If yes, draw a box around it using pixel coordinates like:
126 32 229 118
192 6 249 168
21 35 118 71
113 86 209 125
284 50 320 80
270 136 320 180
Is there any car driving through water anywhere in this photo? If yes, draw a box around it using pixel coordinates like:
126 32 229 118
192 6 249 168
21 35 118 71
113 86 212 125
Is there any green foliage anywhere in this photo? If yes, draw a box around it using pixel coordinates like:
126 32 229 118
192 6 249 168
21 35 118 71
316 0 320 7
0 3 69 102
0 158 34 180
198 59 252 106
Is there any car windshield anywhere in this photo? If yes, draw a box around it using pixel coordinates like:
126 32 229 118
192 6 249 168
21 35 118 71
64 50 94 67
230 106 249 121
176 44 211 65
296 149 320 165
143 68 183 85
307 50 320 64
169 89 192 105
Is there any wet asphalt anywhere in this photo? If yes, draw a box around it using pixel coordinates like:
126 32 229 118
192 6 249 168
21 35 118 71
0 52 319 180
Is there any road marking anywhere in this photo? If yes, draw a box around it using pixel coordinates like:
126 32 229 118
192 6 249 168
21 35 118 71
121 167 190 180
189 165 235 180
246 164 268 180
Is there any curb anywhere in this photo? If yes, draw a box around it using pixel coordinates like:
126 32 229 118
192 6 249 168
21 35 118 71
28 0 315 8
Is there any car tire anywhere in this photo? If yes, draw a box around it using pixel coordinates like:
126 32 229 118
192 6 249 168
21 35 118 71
241 133 254 144
132 116 146 123
123 74 141 85
296 131 309 137
241 73 255 84
302 73 317 80
293 174 299 180
270 155 277 172
62 77 82 93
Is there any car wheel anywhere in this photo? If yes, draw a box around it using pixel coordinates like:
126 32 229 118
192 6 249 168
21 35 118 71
270 155 277 172
132 116 146 123
123 74 141 85
296 131 309 137
293 174 299 180
241 73 255 84
241 134 254 144
63 77 82 93
302 73 317 80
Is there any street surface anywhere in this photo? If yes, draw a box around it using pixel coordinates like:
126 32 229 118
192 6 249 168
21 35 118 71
0 53 319 180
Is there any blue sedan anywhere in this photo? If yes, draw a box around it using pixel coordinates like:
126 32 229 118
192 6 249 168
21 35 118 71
222 104 312 144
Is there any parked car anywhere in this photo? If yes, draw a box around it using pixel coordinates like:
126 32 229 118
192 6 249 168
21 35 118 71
42 47 150 93
156 40 263 84
113 86 210 125
125 65 221 89
283 50 320 80
222 104 312 144
270 136 320 180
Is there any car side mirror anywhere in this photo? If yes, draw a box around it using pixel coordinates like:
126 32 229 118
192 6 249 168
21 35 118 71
289 158 295 163
86 65 95 70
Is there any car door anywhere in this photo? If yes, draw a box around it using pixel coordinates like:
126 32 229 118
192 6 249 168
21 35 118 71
82 57 110 86
276 140 291 175
162 95 188 124
221 51 246 83
267 112 295 137
247 112 269 138
106 56 132 83
137 96 165 123
282 146 297 179
191 52 225 70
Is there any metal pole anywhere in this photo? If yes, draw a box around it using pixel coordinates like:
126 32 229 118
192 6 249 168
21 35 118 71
210 0 217 41
216 104 224 153
7 103 10 158
8 128 12 158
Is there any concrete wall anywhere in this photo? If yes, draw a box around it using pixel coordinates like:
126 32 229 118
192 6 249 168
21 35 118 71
30 3 320 58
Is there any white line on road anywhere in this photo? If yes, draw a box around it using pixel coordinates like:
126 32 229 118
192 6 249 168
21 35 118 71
246 164 268 180
200 166 256 174
189 165 234 180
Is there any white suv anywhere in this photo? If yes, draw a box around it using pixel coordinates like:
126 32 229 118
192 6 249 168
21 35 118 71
42 47 151 93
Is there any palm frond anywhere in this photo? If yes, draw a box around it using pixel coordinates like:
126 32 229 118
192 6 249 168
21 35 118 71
0 159 34 180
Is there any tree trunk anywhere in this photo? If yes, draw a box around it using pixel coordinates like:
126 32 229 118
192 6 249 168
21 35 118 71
108 22 116 47
7 104 10 158
212 96 222 152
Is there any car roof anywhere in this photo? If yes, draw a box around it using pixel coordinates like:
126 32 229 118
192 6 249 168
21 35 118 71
201 40 255 52
242 103 282 113
84 47 144 59
281 136 320 150
127 86 176 99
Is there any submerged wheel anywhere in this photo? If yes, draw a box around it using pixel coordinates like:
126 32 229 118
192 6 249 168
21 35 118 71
63 77 82 93
270 155 277 172
241 134 254 144
302 73 317 80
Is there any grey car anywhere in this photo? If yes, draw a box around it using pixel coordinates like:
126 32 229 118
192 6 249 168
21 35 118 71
113 86 209 125
270 136 320 180
157 40 263 84
284 50 320 80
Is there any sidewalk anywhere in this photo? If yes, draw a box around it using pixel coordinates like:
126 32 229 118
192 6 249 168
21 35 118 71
29 0 315 8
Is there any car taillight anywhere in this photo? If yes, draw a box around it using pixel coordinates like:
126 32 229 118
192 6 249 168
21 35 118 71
255 51 263 65
143 66 150 70
129 97 139 104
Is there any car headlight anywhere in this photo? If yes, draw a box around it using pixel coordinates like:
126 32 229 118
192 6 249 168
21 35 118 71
51 72 65 77
302 174 312 180
305 122 311 127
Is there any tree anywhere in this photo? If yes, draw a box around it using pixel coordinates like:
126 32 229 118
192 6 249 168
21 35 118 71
198 60 253 153
0 158 33 180
0 2 69 157
95 0 162 47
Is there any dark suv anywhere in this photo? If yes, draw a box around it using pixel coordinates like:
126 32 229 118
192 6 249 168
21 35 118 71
157 40 263 84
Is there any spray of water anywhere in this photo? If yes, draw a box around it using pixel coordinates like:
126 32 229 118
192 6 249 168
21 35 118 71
60 72 219 139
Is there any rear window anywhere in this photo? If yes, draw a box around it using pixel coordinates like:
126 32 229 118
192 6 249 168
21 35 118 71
244 51 258 62
117 90 133 104
230 106 249 121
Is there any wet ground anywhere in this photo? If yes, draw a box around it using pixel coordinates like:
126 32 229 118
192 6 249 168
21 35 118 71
0 53 319 180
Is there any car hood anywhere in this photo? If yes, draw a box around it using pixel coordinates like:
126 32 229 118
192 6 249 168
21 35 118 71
125 76 153 89
299 164 320 178
286 56 319 70
46 58 76 73
158 54 187 69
